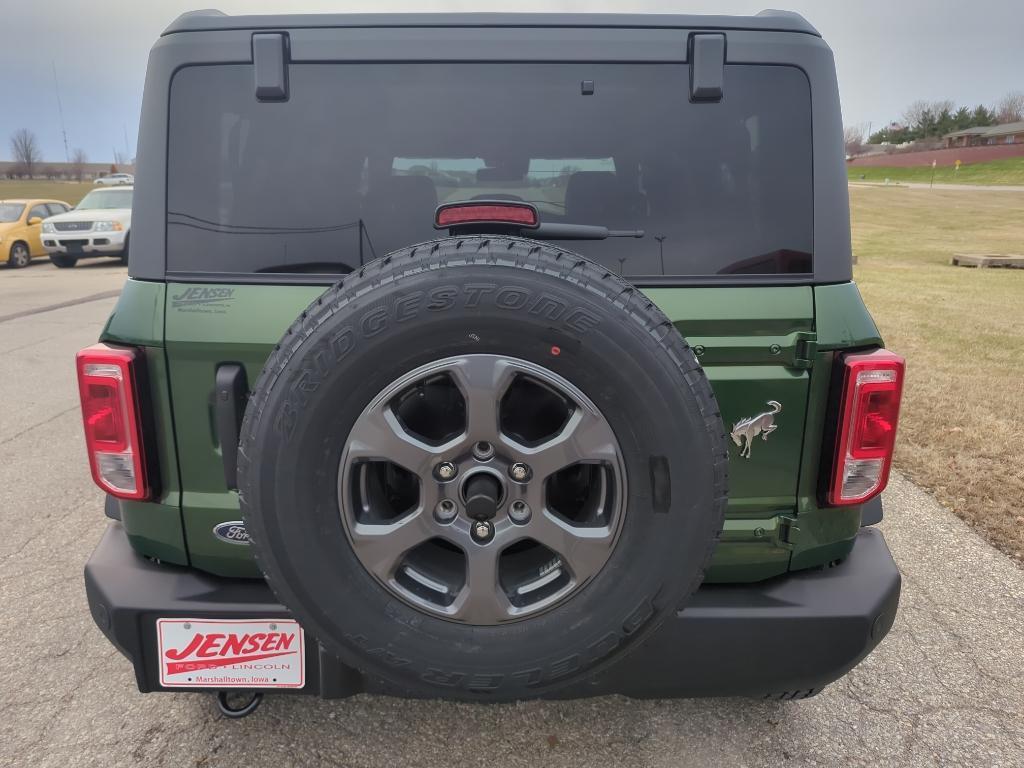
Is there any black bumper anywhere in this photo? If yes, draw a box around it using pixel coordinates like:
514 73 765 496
85 523 900 699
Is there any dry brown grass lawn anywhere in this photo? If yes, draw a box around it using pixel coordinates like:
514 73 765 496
0 180 95 206
851 186 1024 562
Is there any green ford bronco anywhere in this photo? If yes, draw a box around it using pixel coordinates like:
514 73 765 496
81 10 903 714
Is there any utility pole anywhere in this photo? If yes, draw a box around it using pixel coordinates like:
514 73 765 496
123 124 132 165
52 61 70 163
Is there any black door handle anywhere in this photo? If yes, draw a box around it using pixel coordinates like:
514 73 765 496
214 364 248 491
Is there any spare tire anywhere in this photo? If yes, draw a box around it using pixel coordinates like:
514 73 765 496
238 236 727 700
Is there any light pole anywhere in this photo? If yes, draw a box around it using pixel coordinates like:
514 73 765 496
654 236 667 275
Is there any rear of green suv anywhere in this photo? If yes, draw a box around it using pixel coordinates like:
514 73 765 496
83 10 901 708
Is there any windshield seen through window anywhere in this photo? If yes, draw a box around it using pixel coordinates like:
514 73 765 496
77 189 133 210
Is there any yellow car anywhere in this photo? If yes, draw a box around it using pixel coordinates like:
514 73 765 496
0 199 72 268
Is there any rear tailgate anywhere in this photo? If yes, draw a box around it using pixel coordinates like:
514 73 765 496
164 282 814 581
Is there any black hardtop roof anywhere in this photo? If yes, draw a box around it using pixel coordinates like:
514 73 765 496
163 9 819 37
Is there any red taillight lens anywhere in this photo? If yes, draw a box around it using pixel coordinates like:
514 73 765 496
435 201 539 229
827 349 905 506
76 343 150 500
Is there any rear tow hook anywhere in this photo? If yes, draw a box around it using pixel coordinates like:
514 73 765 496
215 690 264 719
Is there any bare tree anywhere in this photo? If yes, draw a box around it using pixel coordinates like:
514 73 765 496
994 91 1024 124
902 99 955 134
902 100 935 129
71 148 88 182
844 124 867 157
112 149 127 169
10 129 41 178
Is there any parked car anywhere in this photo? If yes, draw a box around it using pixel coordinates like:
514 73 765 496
80 10 903 716
0 199 71 267
95 173 135 186
41 187 132 267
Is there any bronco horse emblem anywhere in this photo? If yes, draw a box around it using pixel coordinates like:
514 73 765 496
730 401 782 458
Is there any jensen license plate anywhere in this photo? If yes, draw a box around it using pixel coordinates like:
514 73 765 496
156 618 305 689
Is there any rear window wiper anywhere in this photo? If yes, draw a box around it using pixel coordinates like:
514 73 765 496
533 223 645 241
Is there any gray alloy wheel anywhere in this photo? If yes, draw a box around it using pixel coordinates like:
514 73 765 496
338 354 626 625
8 242 31 268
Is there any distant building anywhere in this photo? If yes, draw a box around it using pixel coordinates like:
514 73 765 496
0 160 135 181
944 122 1024 149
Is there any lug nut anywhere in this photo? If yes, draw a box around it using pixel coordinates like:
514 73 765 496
435 461 457 481
509 463 531 482
509 500 531 524
434 499 457 524
471 520 494 544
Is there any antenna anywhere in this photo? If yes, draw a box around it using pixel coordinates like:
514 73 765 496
122 124 132 164
52 61 70 163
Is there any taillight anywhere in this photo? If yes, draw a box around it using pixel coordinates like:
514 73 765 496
827 349 905 506
435 201 539 229
76 343 150 500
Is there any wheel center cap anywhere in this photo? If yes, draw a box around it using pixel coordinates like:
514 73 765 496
463 472 503 521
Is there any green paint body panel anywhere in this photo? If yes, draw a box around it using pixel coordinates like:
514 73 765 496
813 282 882 350
102 279 884 584
164 284 325 578
99 280 188 565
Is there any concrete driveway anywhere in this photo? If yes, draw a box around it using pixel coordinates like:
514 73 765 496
1 261 1022 768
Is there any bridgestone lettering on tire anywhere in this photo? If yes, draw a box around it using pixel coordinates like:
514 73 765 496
238 236 728 701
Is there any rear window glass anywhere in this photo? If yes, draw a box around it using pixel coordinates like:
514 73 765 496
167 63 812 278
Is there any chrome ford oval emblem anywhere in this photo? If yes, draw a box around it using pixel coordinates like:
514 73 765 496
213 521 250 545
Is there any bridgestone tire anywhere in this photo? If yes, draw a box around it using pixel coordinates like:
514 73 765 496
238 236 728 701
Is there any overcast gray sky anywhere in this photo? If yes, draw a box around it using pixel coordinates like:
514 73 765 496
3 0 1021 163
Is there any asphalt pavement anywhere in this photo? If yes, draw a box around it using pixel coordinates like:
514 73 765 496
1 260 1022 768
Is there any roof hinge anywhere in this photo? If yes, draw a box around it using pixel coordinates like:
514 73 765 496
688 33 726 103
253 32 290 102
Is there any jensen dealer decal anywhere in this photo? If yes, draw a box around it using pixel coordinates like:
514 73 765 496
170 287 235 315
157 619 305 688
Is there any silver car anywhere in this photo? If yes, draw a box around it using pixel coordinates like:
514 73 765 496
94 173 134 186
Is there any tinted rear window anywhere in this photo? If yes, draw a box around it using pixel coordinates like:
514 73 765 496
167 63 812 278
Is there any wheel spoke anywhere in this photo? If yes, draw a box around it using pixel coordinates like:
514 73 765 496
514 407 619 480
346 405 442 475
348 511 437 582
447 356 514 444
529 511 616 586
448 545 513 623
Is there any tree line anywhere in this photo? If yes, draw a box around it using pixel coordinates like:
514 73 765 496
845 90 1024 155
7 128 109 181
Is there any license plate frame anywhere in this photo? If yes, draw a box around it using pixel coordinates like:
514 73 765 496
156 618 305 689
